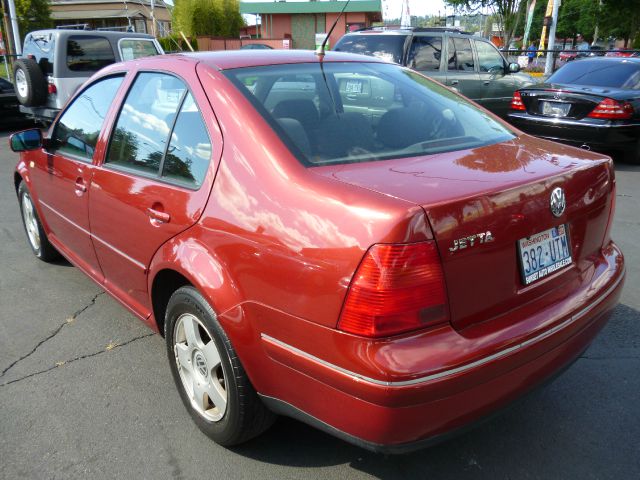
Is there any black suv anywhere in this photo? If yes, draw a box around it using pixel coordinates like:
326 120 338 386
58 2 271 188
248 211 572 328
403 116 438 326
335 28 535 118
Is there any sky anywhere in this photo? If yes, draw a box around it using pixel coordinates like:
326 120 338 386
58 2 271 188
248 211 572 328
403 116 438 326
383 0 448 20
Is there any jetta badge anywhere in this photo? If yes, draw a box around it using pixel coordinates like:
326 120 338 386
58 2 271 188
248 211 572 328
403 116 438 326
449 231 494 252
550 187 566 217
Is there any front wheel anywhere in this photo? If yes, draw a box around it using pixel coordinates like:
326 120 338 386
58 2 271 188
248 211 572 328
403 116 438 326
17 182 60 262
165 286 275 446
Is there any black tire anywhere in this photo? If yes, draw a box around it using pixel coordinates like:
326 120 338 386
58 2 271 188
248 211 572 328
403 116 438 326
165 286 275 446
17 182 60 262
13 58 47 107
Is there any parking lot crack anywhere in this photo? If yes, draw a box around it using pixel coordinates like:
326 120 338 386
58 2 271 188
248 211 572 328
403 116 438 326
0 291 105 378
0 333 154 387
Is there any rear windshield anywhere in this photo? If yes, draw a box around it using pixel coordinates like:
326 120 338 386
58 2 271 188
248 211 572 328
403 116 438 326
549 60 640 89
334 35 407 64
67 36 115 72
119 39 160 61
224 62 514 167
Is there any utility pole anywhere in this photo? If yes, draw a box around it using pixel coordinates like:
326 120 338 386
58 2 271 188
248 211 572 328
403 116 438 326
151 0 156 37
592 0 603 46
544 0 560 76
7 0 20 55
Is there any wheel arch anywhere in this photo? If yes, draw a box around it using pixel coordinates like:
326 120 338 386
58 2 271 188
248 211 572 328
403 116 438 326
148 233 244 338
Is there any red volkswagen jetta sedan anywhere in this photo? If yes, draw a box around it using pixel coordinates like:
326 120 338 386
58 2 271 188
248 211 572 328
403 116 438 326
11 51 624 453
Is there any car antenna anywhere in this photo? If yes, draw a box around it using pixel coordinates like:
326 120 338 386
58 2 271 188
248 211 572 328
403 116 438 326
316 0 351 57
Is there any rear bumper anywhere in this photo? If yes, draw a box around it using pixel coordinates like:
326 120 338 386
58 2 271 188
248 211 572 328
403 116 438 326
254 243 625 452
508 112 640 152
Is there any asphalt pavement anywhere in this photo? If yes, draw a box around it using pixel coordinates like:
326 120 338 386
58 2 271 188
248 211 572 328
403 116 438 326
1 130 638 479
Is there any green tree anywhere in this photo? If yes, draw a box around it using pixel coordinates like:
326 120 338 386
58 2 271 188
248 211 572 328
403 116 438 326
15 0 52 38
445 0 526 46
600 0 640 47
173 0 244 38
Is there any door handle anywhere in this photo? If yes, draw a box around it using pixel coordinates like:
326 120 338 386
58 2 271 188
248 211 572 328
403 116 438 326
147 207 170 224
74 177 87 196
450 80 459 85
483 80 491 85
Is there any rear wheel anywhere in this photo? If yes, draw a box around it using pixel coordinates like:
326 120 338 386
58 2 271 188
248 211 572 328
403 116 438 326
17 182 59 262
165 286 275 446
14 58 47 106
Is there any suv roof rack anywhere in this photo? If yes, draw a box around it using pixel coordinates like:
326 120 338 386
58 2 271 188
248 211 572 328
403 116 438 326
355 26 473 35
56 23 90 30
96 26 135 32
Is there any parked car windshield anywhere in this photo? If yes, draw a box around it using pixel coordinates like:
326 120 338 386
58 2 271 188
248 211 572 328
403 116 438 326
334 34 407 64
549 60 640 89
224 62 514 166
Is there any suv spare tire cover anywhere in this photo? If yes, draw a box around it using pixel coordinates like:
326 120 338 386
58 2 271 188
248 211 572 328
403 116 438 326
14 58 47 107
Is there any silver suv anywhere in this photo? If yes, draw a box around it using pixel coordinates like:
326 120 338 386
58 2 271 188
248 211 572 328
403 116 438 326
14 29 163 122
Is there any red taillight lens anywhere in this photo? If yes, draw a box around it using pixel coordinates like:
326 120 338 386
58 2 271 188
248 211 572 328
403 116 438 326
47 83 57 94
587 98 633 119
338 242 448 338
510 91 526 111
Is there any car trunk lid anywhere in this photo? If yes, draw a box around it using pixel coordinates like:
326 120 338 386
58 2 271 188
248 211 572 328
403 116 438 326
518 83 632 119
312 135 615 331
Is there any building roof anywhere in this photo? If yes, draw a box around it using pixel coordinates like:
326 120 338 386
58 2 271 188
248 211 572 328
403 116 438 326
51 9 147 20
240 1 382 15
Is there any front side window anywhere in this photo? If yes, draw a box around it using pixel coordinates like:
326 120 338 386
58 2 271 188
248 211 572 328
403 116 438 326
448 38 475 71
475 40 504 73
119 39 160 61
67 36 116 72
51 75 124 161
106 73 211 187
225 62 514 166
408 36 442 71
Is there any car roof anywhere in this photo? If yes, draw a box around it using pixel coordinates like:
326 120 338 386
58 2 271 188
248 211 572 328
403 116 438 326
572 56 640 64
102 50 389 72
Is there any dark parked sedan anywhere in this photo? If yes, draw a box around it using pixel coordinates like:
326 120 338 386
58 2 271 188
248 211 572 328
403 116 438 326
0 77 29 128
508 57 640 162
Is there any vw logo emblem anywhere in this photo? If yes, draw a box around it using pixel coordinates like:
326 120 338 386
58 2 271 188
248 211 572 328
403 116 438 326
550 187 566 217
194 352 208 378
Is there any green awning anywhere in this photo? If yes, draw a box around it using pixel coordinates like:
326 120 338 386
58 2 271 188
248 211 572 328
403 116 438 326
240 1 382 15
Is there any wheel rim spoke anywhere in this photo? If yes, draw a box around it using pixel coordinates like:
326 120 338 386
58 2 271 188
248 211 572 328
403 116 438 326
22 194 40 250
182 315 202 348
206 380 227 416
202 340 221 369
175 342 192 372
192 377 209 411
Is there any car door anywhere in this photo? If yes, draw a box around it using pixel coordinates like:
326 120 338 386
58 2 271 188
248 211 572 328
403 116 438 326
445 37 481 100
88 70 218 317
406 34 445 83
474 39 514 117
28 75 125 279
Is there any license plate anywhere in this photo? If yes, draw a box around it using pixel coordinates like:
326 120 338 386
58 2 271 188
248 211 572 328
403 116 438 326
541 101 571 117
518 225 572 285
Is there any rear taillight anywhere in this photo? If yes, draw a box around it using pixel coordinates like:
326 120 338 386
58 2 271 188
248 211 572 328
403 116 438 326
510 91 526 111
47 83 57 95
338 242 448 338
587 98 633 119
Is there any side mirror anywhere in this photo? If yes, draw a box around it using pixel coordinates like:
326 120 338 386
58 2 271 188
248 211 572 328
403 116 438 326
9 129 43 152
508 62 521 73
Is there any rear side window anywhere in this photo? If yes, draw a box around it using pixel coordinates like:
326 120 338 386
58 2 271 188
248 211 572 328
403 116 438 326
448 38 475 71
408 36 442 71
106 73 211 187
334 35 407 64
549 60 640 89
67 36 115 72
51 75 124 161
23 34 54 75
